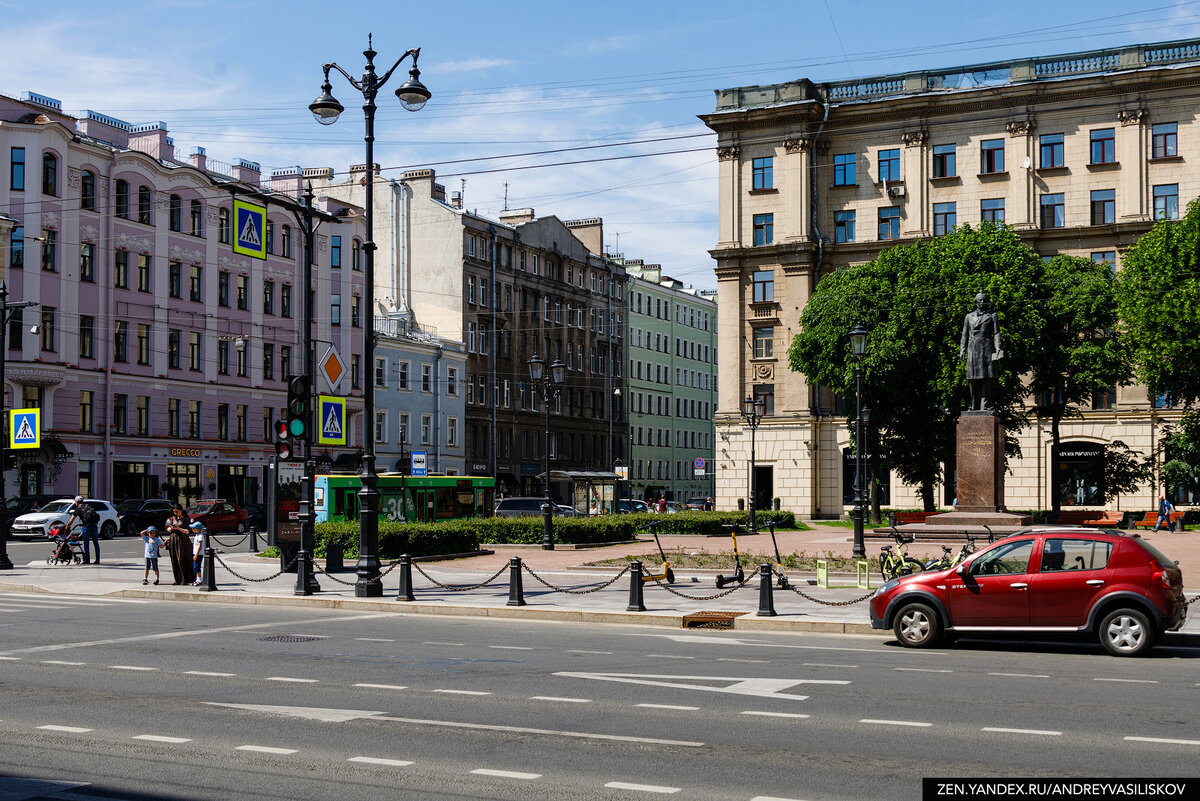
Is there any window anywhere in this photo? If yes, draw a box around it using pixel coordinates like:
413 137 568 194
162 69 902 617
136 396 149 436
878 207 900 240
1040 133 1064 168
351 295 361 328
9 225 22 268
217 404 229 441
281 285 292 318
42 152 57 195
167 399 180 437
265 221 274 255
168 330 181 369
169 195 182 231
932 144 956 178
352 239 362 270
834 210 855 243
331 235 341 268
1040 193 1065 229
351 354 360 389
422 364 433 392
263 281 274 315
189 265 202 301
1152 122 1178 159
40 229 56 272
136 324 150 365
188 401 201 438
374 357 386 388
112 394 127 435
447 367 458 396
218 207 230 243
375 412 387 444
138 185 152 225
1091 251 1117 271
752 326 773 359
878 148 899 182
237 275 248 310
1090 128 1115 165
79 243 95 282
168 262 181 298
113 321 128 363
236 341 247 377
752 156 773 189
189 333 201 370
10 147 24 190
397 361 409 390
190 200 203 237
1041 538 1112 572
218 340 229 375
421 415 432 445
752 213 773 246
833 153 855 186
1090 189 1115 225
281 224 292 257
1154 184 1179 221
81 170 96 210
1053 442 1106 506
981 198 1005 223
218 271 230 307
1092 384 1117 410
968 539 1034 577
137 255 151 292
330 294 341 325
79 315 94 359
933 202 956 236
280 346 291 379
40 308 55 352
258 342 272 381
447 417 458 447
79 390 93 432
115 179 129 218
399 413 409 444
980 138 1004 173
753 270 774 303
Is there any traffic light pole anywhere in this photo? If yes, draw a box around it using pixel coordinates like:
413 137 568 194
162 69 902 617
294 184 320 595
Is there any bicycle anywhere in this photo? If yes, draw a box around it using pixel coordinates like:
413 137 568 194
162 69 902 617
879 530 925 580
920 533 979 572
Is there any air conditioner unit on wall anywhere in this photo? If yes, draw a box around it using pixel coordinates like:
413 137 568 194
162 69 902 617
888 185 906 198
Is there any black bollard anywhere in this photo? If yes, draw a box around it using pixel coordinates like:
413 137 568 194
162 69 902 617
507 556 526 606
397 553 415 602
626 560 645 612
756 563 776 616
199 540 217 593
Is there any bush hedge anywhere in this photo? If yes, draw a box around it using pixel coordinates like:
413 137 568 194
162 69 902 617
315 520 479 560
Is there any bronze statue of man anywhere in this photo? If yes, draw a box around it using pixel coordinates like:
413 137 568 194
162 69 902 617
959 291 1003 410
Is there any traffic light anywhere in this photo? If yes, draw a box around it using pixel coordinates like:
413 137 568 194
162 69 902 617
286 375 311 443
274 418 296 461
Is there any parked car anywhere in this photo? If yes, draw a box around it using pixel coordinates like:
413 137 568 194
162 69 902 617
870 527 1187 656
9 498 122 540
116 499 176 536
243 503 268 531
616 499 649 514
185 499 250 533
684 497 709 510
493 497 567 518
3 494 59 530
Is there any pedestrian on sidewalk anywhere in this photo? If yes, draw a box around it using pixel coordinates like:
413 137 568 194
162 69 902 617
140 526 163 585
1153 495 1176 532
164 504 196 585
189 521 206 586
64 496 101 565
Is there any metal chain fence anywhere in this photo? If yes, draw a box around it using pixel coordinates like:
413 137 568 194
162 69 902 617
651 570 756 601
412 562 510 592
209 533 249 549
521 563 631 595
783 584 876 606
312 557 404 587
213 551 298 583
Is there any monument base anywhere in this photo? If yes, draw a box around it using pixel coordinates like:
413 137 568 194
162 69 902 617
923 510 1031 527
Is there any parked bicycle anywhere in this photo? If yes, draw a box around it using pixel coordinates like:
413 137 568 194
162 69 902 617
920 533 979 572
879 530 924 580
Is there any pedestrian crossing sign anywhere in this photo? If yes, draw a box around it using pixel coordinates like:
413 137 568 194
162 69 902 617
9 408 39 449
317 395 346 445
232 198 267 260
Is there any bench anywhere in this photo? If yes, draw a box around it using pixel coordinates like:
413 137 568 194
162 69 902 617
1133 510 1184 530
1054 510 1124 527
892 511 937 525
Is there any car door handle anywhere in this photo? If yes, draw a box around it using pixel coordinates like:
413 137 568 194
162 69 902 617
1085 579 1104 586
1009 582 1028 589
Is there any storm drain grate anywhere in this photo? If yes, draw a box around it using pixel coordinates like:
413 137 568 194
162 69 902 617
258 635 322 643
682 611 747 630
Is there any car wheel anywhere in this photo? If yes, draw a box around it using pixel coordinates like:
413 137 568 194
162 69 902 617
100 521 117 540
1099 608 1155 657
892 601 942 648
235 521 246 534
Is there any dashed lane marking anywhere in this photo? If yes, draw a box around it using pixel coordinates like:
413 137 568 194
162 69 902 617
604 781 680 794
349 756 414 767
40 660 84 666
750 796 809 801
133 735 191 743
266 677 318 683
0 592 150 604
637 703 699 711
894 668 952 673
803 663 857 668
532 696 591 703
185 671 236 677
110 665 157 671
236 745 297 755
471 769 541 780
1095 678 1158 684
717 658 768 663
741 711 810 719
422 641 465 647
354 683 408 691
369 714 704 747
568 650 612 655
3 604 72 610
982 727 1061 736
433 689 491 696
488 645 533 651
355 638 395 642
859 719 932 728
38 726 92 733
0 656 19 661
646 654 695 659
1125 736 1200 746
988 672 1049 678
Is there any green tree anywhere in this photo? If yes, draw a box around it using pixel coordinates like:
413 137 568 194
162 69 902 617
1029 255 1133 513
788 223 1048 511
1155 416 1200 498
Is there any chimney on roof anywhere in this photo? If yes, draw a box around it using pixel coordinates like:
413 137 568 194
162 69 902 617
564 218 604 256
498 208 535 225
189 146 207 172
129 121 172 161
233 158 261 187
270 166 302 199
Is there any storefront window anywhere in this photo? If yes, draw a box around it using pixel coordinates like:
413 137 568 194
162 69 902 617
1053 442 1105 506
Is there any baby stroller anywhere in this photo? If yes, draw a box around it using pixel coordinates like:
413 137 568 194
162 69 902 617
47 522 84 566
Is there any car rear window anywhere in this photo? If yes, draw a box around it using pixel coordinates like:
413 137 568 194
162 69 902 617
1134 538 1178 569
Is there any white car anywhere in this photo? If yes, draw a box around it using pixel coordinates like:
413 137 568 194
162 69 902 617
9 498 122 541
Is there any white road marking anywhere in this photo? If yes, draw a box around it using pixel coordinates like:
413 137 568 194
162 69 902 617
751 796 809 801
630 632 944 655
4 604 71 610
555 671 848 700
110 665 158 671
894 668 952 673
356 638 395 642
717 658 768 663
133 735 191 743
0 656 20 661
471 769 541 780
982 727 1061 736
0 592 149 604
637 703 699 711
741 711 810 719
38 725 92 733
647 654 695 659
207 703 384 723
422 641 465 647
267 677 318 683
488 645 533 651
1125 736 1200 746
803 663 857 669
354 683 408 691
859 719 932 728
988 672 1049 678
348 756 414 767
41 660 84 666
532 696 591 703
0 598 109 607
185 671 236 677
1095 677 1158 684
236 745 297 755
568 649 612 655
433 689 490 696
604 781 680 794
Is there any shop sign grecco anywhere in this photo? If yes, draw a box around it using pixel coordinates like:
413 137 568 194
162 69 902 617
169 447 203 458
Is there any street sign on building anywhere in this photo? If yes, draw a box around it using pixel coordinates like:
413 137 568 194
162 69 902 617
232 199 267 260
317 395 347 446
411 451 427 477
694 457 706 477
9 408 39 449
319 346 345 393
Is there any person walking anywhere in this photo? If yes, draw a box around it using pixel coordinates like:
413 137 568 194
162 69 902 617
164 504 195 585
140 526 163 585
64 495 101 565
1153 495 1176 532
657 496 668 514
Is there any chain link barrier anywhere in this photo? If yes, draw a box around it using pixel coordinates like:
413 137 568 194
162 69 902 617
209 533 249 549
412 562 509 592
310 557 404 587
212 551 298 583
651 570 756 601
782 583 877 606
521 563 631 595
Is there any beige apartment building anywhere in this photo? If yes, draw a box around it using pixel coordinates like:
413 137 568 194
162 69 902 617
701 38 1200 517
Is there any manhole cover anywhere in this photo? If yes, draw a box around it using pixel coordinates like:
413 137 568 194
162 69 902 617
258 635 321 643
682 611 747 629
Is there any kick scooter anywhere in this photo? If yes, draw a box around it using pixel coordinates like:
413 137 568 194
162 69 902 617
715 523 746 588
639 521 675 584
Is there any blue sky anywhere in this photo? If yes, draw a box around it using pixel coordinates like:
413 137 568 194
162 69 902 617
4 1 1199 289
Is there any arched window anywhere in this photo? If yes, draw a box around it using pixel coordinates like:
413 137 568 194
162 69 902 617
190 200 203 237
352 239 362 271
80 170 96 211
115 179 129 218
42 152 57 196
281 224 292 258
169 194 182 231
138 185 153 225
218 207 230 243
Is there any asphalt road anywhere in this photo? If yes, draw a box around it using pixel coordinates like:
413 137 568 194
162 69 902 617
0 594 1197 801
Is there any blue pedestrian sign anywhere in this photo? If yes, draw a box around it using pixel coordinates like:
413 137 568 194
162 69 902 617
316 395 346 445
232 198 267 260
9 408 40 449
411 451 427 477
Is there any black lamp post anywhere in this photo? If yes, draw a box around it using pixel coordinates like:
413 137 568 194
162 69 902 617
740 394 765 532
0 282 39 571
310 35 430 597
849 323 870 559
528 354 565 550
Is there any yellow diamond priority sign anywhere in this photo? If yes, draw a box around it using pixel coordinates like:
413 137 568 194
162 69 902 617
320 346 345 393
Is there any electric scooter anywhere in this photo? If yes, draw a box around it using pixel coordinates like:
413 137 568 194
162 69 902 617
715 523 746 588
764 518 789 589
639 521 675 584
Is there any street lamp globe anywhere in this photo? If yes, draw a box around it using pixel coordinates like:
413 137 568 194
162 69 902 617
741 395 756 418
527 354 545 382
849 323 870 358
395 66 431 111
309 79 344 125
550 359 567 385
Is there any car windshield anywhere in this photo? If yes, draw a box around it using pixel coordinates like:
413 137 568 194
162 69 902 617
116 500 145 513
38 501 73 513
186 503 216 515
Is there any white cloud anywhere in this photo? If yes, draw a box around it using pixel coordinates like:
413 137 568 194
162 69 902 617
428 57 518 75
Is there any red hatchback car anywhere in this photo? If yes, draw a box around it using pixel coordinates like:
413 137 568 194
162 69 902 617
185 499 250 534
870 527 1187 656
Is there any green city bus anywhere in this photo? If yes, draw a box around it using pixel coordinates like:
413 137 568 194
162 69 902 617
314 473 494 524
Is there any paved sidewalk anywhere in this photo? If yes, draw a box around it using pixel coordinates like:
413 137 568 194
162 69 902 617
0 521 1196 638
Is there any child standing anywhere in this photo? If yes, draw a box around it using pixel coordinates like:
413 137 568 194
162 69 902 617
190 521 206 586
140 526 164 585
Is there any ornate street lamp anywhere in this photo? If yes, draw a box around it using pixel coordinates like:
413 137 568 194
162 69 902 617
310 35 430 597
528 354 565 549
849 323 870 559
741 394 765 532
0 282 39 571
